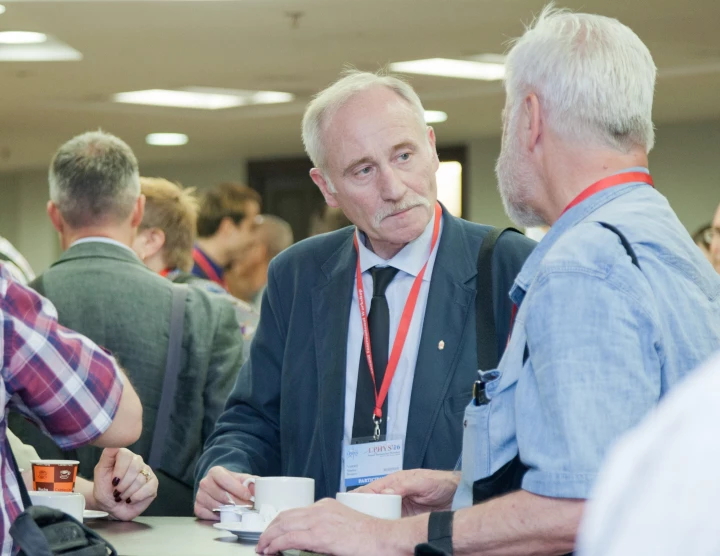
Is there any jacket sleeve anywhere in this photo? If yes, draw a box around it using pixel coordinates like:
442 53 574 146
194 261 287 490
491 232 536 360
201 297 247 445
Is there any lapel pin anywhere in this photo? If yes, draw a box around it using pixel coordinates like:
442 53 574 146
438 340 445 350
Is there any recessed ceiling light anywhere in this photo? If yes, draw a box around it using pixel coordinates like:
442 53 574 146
114 88 295 110
0 35 82 62
390 57 505 81
0 31 48 45
146 133 189 146
0 5 7 15
424 110 448 123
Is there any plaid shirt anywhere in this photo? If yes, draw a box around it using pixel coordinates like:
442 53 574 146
0 263 123 554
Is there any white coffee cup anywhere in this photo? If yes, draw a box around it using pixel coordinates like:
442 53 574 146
336 492 402 520
29 491 85 522
242 476 314 514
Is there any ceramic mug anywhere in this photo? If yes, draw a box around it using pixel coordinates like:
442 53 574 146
29 491 85 522
336 492 402 519
242 476 315 514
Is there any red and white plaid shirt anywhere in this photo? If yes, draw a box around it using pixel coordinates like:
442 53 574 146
0 263 124 554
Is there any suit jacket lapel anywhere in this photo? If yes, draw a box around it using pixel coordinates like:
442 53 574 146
312 231 356 496
404 211 476 469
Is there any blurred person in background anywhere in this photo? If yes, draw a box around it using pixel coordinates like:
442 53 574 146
0 236 35 285
308 205 352 236
692 223 712 263
10 131 244 517
711 202 720 273
1 263 143 552
225 214 294 311
192 182 261 288
133 176 259 354
256 8 720 556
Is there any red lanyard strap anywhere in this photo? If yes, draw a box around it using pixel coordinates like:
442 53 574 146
562 171 654 215
192 247 226 289
353 202 442 428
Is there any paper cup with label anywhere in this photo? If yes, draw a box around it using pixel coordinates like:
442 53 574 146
336 492 402 519
242 476 315 514
29 491 85 521
31 460 79 492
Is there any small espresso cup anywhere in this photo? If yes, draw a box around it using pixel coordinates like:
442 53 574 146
242 476 315 515
336 492 402 520
30 460 79 492
29 491 85 522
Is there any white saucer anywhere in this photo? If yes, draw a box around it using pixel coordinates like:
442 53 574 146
83 510 109 520
213 522 265 542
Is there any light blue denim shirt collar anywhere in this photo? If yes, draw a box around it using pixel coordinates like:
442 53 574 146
355 208 442 282
510 167 651 305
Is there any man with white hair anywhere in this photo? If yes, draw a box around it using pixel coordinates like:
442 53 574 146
194 70 535 518
256 7 720 556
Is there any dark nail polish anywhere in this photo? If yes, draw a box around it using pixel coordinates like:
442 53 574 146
126 498 132 504
112 477 120 487
114 497 121 504
113 490 120 497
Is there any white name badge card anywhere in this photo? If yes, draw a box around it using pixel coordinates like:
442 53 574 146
343 438 404 489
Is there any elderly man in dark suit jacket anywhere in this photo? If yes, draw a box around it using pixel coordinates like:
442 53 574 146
194 70 535 518
11 131 244 517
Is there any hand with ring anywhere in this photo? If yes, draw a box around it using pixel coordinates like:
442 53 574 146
90 448 158 521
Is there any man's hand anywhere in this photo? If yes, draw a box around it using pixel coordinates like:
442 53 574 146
356 469 460 516
194 466 257 520
256 498 425 556
91 448 158 521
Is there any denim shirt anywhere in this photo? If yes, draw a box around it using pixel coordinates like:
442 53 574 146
453 171 720 508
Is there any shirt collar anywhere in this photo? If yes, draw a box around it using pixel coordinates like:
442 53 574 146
70 236 137 255
510 167 651 304
355 208 441 282
193 245 225 278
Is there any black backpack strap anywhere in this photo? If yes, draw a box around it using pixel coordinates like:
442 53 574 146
597 222 641 269
6 436 32 509
476 227 523 371
148 284 188 470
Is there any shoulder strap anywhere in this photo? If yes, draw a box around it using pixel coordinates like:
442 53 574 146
476 227 523 371
597 222 641 269
7 437 32 509
148 285 188 470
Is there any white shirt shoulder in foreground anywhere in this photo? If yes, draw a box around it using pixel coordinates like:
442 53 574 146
576 351 720 556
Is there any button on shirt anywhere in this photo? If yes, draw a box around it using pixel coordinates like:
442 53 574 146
453 170 720 508
341 211 443 491
0 264 124 555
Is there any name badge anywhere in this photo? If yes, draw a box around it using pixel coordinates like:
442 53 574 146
343 438 404 489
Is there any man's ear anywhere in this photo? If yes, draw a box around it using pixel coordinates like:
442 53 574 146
525 93 542 153
427 126 440 172
310 168 339 208
143 228 166 259
130 194 146 228
47 201 64 233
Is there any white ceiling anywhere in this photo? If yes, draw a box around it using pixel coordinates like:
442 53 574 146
1 0 719 172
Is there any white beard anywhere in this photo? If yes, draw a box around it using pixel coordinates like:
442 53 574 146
495 112 546 228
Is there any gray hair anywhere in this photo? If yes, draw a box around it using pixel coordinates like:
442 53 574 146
49 130 141 228
302 69 427 181
256 215 294 259
504 5 657 153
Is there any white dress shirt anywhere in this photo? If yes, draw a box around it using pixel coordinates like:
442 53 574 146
340 210 443 491
577 351 720 556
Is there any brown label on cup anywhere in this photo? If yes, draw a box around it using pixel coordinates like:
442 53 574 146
32 464 78 492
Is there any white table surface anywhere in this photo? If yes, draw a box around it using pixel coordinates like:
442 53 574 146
87 516 263 556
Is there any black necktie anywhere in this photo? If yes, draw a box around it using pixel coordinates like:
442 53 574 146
352 266 400 441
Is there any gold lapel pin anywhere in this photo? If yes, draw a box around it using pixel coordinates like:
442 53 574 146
438 340 445 350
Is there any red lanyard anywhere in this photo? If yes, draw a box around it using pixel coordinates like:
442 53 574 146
562 171 654 216
159 267 173 278
192 247 226 289
353 202 442 432
507 171 654 347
